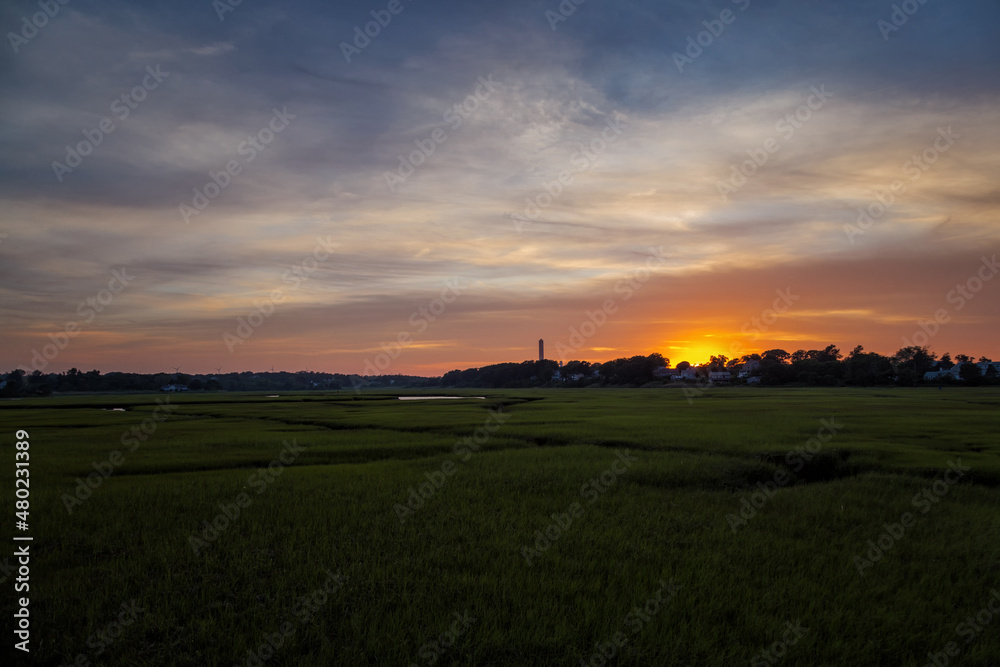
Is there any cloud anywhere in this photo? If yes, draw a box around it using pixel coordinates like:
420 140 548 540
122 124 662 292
0 0 998 373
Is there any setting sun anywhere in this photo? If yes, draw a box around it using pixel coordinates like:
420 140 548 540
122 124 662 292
662 342 721 367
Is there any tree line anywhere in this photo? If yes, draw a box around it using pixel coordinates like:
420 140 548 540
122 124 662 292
1 345 995 396
442 345 997 388
0 369 433 397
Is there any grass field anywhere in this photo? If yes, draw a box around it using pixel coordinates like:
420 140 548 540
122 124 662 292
2 388 999 666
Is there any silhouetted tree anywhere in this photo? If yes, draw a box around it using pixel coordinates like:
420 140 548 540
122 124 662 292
762 349 790 363
959 362 982 384
893 346 937 376
818 345 842 363
843 351 894 385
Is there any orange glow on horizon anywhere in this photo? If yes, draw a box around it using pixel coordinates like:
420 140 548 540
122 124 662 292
662 344 723 368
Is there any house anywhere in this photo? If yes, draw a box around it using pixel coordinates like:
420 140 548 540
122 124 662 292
977 361 999 376
923 366 960 381
160 384 189 392
709 371 730 384
652 367 670 379
924 362 998 381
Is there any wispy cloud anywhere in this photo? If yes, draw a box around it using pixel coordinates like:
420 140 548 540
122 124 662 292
1 0 998 373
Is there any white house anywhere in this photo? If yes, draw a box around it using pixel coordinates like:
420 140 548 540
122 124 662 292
924 362 998 381
923 366 961 381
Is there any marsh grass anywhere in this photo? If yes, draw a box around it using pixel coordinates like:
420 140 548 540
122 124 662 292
2 387 999 665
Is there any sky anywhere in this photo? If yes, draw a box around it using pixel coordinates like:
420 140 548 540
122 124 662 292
1 0 998 376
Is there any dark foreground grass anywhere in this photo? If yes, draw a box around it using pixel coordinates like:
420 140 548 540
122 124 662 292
1 387 999 666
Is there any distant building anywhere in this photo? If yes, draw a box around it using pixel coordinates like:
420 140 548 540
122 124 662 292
923 367 961 381
160 384 189 392
925 362 999 382
978 361 998 375
709 371 731 384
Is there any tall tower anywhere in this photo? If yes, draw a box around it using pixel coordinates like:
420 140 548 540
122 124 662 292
539 339 544 361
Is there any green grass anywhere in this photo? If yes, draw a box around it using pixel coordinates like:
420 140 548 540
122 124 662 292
2 387 999 665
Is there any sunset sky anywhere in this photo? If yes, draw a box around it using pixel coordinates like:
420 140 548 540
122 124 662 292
1 0 998 376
